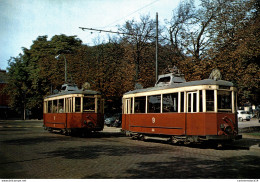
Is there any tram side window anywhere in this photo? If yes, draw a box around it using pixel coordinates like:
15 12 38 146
148 95 161 113
75 97 81 112
52 100 58 113
83 97 95 113
206 90 214 111
163 93 178 112
218 90 232 112
134 96 146 113
58 99 64 113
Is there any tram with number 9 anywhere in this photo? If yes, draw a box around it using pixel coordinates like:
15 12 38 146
43 83 104 135
122 68 242 143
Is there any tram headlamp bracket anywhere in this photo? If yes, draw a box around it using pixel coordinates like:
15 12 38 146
220 123 233 134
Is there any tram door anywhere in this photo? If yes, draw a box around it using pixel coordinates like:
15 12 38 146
187 92 197 113
124 99 132 130
66 98 73 113
186 92 201 135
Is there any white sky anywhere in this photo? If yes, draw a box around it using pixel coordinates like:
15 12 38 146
0 0 181 70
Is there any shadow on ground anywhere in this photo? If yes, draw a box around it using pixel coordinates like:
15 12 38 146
123 155 260 179
42 143 174 160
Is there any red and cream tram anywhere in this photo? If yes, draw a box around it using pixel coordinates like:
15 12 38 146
122 70 242 143
43 83 104 135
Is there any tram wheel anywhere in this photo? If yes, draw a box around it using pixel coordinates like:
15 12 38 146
65 129 71 136
138 134 145 141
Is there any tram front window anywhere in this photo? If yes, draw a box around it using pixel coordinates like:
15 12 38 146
218 90 232 112
83 97 95 112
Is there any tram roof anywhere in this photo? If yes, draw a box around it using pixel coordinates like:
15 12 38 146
124 79 234 95
44 89 101 99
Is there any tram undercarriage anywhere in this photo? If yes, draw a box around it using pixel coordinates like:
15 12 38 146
126 131 242 145
44 126 103 136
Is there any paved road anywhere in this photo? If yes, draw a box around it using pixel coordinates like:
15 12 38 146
0 120 260 179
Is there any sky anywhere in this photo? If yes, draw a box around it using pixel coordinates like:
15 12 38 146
0 0 181 70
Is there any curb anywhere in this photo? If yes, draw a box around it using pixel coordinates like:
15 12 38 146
250 144 260 152
241 133 260 139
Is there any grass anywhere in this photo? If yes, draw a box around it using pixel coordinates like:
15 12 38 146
245 132 260 136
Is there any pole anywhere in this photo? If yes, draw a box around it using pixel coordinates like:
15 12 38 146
155 12 158 82
63 55 67 83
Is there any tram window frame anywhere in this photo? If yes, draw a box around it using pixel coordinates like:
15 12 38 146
44 101 47 113
163 93 178 113
217 90 232 112
180 92 184 112
199 90 203 112
134 96 146 113
234 91 237 113
156 76 171 84
187 92 197 113
206 90 214 112
147 95 161 113
83 97 95 113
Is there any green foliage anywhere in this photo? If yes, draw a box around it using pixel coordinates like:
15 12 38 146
5 0 260 118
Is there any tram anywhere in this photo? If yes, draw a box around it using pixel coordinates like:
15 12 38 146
43 83 104 135
122 69 242 143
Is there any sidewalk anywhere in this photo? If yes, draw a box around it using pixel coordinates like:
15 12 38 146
238 118 260 129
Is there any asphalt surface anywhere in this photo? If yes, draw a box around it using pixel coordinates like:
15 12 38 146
0 119 260 179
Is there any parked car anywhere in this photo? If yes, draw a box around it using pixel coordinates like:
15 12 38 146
237 110 251 121
104 113 122 127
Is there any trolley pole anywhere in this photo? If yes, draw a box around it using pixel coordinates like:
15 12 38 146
55 54 67 83
155 12 158 82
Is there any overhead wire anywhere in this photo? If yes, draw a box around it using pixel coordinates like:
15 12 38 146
99 0 160 29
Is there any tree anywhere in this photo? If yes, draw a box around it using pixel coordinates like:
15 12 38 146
7 54 30 120
165 0 196 62
6 34 82 119
119 15 156 84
